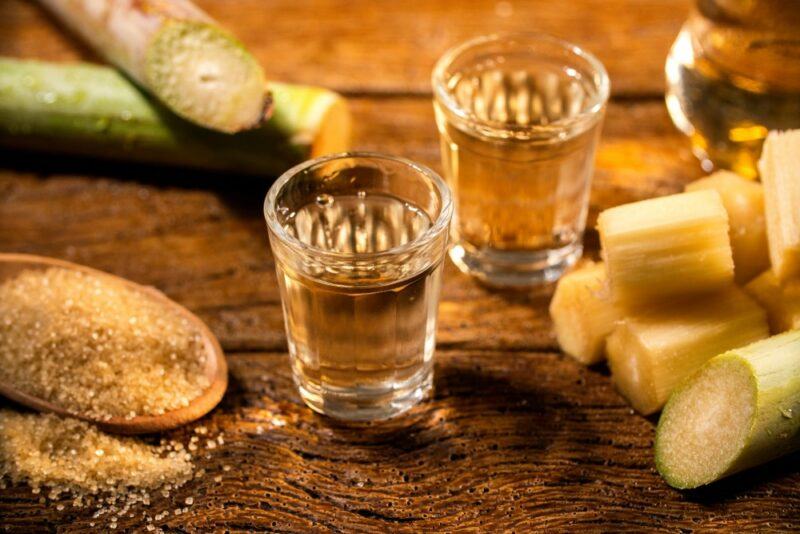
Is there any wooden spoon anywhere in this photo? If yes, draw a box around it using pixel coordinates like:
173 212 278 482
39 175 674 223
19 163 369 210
0 253 228 435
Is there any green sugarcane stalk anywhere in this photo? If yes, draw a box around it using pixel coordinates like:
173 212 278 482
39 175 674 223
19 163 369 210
655 329 800 489
0 58 351 176
39 0 270 133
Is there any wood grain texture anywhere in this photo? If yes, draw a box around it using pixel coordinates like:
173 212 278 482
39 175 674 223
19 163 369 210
2 350 799 532
0 0 691 97
1 0 799 531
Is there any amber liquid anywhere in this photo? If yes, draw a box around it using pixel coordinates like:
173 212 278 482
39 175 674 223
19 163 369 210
275 194 442 417
666 0 800 178
435 63 603 286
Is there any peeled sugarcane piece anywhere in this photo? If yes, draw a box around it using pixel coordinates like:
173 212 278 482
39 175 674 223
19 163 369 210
549 262 620 365
745 270 800 334
0 58 350 175
685 171 769 283
39 0 269 132
656 329 800 489
758 130 800 282
606 288 768 415
597 190 734 309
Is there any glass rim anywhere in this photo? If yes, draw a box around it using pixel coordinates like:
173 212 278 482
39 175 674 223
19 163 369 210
432 32 611 135
264 151 454 261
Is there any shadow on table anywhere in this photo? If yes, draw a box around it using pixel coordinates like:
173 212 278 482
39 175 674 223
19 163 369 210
313 361 574 467
681 449 800 505
0 148 271 216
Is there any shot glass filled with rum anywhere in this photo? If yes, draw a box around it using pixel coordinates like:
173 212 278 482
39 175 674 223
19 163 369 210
264 153 452 421
433 33 609 287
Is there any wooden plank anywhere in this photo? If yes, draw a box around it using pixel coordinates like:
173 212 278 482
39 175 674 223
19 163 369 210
0 0 691 97
0 98 702 354
1 350 797 531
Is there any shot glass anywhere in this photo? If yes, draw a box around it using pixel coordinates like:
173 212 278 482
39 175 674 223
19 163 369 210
433 33 610 287
264 152 453 421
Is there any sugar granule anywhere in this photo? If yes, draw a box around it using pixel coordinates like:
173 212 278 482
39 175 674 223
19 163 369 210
0 268 210 419
0 411 193 500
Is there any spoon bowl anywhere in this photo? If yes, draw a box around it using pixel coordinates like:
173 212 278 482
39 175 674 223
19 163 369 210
0 253 228 434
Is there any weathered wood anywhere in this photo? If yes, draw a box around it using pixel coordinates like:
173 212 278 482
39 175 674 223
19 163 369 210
0 0 691 97
1 350 798 532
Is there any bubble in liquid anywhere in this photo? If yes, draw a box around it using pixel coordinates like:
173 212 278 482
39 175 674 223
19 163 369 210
315 194 334 207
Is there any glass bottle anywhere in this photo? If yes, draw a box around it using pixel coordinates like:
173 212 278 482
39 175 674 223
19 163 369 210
666 0 800 179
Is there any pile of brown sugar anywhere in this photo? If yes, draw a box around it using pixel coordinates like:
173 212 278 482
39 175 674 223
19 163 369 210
0 267 210 420
0 411 228 530
0 410 193 506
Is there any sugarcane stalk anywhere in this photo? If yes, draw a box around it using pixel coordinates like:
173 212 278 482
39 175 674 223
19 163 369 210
685 171 769 284
549 261 620 365
758 130 800 282
0 58 350 175
597 189 735 310
656 329 800 489
39 0 270 133
606 287 768 415
745 270 800 334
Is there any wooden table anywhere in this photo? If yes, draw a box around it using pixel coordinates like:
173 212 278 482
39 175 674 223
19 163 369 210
1 1 799 531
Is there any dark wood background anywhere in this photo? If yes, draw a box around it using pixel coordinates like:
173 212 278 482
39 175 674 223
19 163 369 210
1 1 799 531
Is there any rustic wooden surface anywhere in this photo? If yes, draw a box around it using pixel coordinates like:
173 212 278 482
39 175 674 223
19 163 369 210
1 0 799 532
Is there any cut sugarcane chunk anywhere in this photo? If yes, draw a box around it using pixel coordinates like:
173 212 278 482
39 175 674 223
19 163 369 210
744 270 800 334
597 190 734 309
606 288 768 415
40 0 269 132
549 262 620 365
685 171 769 283
145 21 268 133
656 329 800 489
758 130 800 282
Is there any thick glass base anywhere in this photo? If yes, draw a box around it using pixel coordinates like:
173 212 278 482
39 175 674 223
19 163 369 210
449 240 582 288
295 366 433 422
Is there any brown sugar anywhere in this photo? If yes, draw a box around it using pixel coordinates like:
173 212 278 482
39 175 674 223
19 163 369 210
0 411 193 507
0 267 210 420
